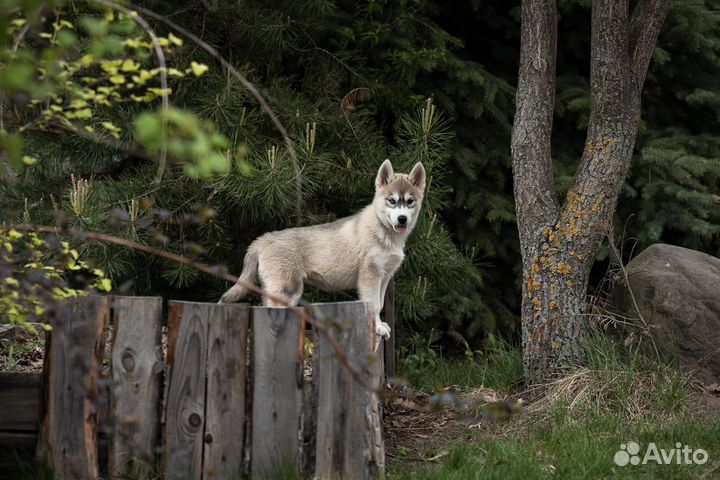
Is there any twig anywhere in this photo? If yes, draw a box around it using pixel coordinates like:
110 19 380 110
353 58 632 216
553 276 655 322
90 0 169 185
12 21 31 53
51 121 154 160
2 17 33 131
423 451 449 462
606 227 660 359
4 223 377 391
128 2 303 223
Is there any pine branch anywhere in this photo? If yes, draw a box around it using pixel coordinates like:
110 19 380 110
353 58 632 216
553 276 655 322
128 2 304 223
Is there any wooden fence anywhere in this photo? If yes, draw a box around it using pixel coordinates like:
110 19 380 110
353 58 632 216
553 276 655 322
0 296 386 479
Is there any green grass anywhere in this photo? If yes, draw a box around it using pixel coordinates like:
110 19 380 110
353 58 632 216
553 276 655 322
391 331 719 479
0 334 44 372
398 333 523 393
389 412 720 479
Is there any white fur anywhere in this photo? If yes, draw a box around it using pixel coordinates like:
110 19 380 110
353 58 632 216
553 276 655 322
387 205 413 233
219 159 426 345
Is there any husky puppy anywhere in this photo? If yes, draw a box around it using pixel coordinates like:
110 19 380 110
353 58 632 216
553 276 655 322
219 159 426 340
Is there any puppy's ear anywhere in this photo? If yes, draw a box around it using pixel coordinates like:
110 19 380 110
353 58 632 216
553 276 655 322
375 159 395 189
409 162 426 192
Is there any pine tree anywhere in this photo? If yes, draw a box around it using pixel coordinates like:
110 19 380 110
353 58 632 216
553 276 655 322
1 1 486 346
3 0 719 352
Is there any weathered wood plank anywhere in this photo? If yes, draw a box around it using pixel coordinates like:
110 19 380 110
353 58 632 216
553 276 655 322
36 296 110 480
163 301 210 480
0 431 37 449
313 301 384 480
0 373 41 431
251 307 303 478
202 303 250 480
108 296 163 478
0 371 41 388
383 279 396 381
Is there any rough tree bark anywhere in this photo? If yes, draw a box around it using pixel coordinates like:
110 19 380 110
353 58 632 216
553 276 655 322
511 0 671 385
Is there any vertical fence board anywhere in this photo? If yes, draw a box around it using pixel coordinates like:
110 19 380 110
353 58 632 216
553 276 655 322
368 375 386 478
382 279 396 381
202 303 250 479
251 308 303 478
163 302 210 480
30 296 386 479
313 301 384 480
36 296 109 480
108 296 163 478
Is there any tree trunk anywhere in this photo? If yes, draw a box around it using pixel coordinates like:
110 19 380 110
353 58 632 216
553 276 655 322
511 0 671 385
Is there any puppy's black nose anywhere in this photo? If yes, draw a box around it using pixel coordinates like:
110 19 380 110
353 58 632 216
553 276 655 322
398 215 407 225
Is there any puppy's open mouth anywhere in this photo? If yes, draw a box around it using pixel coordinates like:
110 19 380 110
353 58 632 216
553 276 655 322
393 224 408 233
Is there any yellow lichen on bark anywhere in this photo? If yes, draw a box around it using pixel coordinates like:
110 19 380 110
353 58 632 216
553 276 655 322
586 138 614 158
557 262 571 275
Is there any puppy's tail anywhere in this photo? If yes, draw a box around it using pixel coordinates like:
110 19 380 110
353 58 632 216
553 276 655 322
218 244 260 303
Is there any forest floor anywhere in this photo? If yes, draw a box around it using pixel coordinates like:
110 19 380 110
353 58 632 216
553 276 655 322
0 324 44 372
383 382 720 480
384 341 720 480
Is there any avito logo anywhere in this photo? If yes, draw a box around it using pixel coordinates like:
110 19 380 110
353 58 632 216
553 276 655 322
614 441 708 466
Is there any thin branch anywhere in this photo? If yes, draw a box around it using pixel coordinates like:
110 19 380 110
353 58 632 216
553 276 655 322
52 121 155 161
128 2 304 224
1 18 33 131
4 223 377 391
606 228 660 359
90 0 169 185
629 0 672 89
12 21 31 53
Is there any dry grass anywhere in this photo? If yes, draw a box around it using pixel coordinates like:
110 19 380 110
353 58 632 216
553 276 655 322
526 362 688 420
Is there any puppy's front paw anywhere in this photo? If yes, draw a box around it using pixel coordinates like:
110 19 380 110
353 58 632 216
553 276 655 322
375 321 391 340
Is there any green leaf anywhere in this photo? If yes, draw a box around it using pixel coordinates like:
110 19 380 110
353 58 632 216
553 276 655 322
121 59 140 72
73 108 93 119
70 99 88 109
168 32 183 46
190 61 209 77
135 112 163 149
105 35 125 55
0 132 24 170
56 30 78 48
80 17 108 37
97 278 112 292
236 158 253 175
0 61 35 92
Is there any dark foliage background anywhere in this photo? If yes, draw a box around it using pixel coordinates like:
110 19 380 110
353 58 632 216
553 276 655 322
2 0 718 351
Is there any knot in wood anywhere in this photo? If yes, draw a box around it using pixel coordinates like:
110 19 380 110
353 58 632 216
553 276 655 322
121 348 136 372
189 412 202 428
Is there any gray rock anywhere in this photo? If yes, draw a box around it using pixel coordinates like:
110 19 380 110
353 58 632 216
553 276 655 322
618 243 720 384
